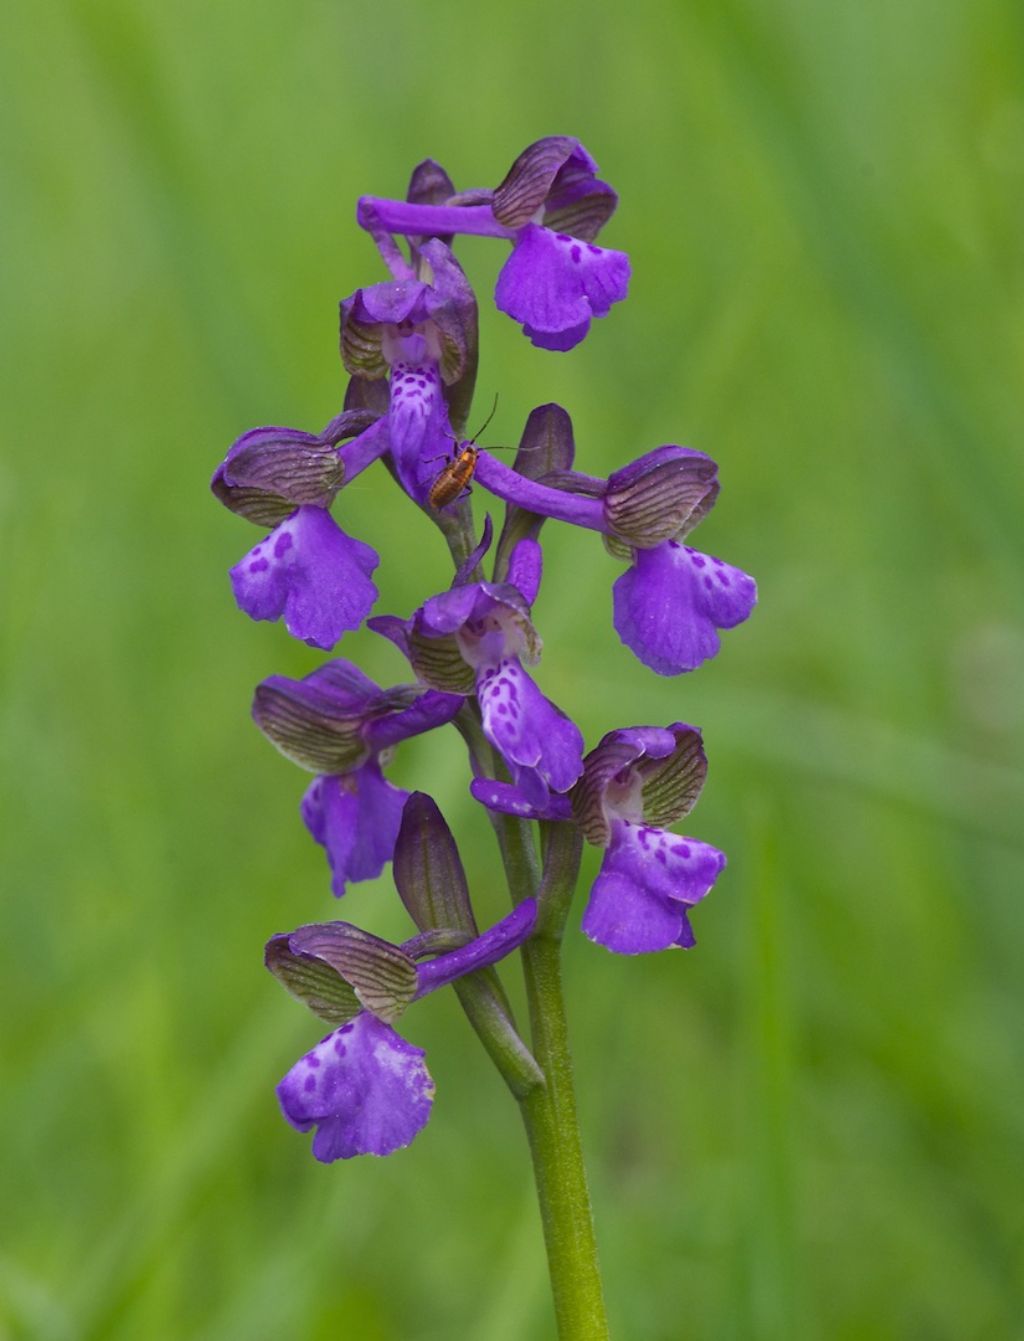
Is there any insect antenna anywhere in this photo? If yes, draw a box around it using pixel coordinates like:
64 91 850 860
478 441 552 454
466 394 499 444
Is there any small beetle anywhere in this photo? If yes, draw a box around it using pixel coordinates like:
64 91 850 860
427 398 499 510
428 440 481 509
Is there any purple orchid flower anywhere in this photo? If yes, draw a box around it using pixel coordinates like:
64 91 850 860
340 240 477 502
252 659 463 896
473 430 757 674
270 900 537 1160
573 724 725 954
229 505 379 651
493 222 629 352
357 137 629 351
611 540 758 676
278 1013 435 1162
211 414 390 649
371 538 584 808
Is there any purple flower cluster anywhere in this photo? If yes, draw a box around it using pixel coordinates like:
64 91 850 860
213 137 756 1162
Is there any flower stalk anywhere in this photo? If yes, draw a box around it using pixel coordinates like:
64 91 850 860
518 821 609 1339
212 134 757 1337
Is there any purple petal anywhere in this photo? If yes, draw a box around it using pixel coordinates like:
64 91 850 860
492 137 600 229
418 239 478 399
406 158 455 210
495 224 630 351
476 657 584 798
635 722 709 827
387 361 455 503
414 899 537 997
581 819 726 954
357 198 515 241
364 690 464 752
582 862 682 954
601 725 679 764
421 237 475 313
523 320 591 352
474 452 607 533
299 658 382 707
469 777 573 821
367 613 412 660
572 726 679 845
418 582 491 636
351 278 431 327
612 540 757 675
542 172 618 243
388 360 443 455
336 415 390 486
301 762 408 897
277 1014 434 1161
675 913 697 949
300 778 328 847
393 792 477 937
252 661 382 775
506 538 543 606
230 505 379 650
452 514 494 587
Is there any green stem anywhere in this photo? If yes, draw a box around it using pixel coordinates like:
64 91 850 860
497 810 610 1339
448 967 545 1101
454 701 608 1333
433 495 480 570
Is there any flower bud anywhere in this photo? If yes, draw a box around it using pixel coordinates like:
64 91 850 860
393 792 478 936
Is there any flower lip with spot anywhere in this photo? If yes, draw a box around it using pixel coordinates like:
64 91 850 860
229 504 380 651
277 1014 435 1161
270 901 537 1161
211 412 391 649
252 659 463 897
356 138 628 350
573 724 727 954
469 423 757 675
494 224 630 351
479 136 630 350
340 240 474 386
379 542 583 803
612 539 757 676
340 241 477 501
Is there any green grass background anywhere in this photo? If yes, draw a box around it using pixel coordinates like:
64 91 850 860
2 0 1023 1336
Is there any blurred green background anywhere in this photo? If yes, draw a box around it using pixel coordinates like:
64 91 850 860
3 0 1023 1336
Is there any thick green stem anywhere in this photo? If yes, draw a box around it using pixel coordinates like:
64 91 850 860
455 704 608 1333
519 937 608 1339
497 812 609 1339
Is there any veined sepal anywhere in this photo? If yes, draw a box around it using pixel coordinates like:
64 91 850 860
252 668 420 775
265 922 418 1025
639 723 708 828
603 447 720 549
492 136 616 241
572 723 708 845
407 627 478 695
211 412 380 526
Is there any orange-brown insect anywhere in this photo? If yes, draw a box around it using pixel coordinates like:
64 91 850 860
428 441 481 509
427 398 499 510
